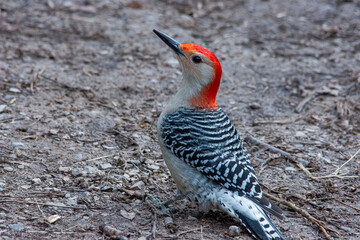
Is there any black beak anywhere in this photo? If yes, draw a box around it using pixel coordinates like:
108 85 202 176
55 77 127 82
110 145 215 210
153 29 185 56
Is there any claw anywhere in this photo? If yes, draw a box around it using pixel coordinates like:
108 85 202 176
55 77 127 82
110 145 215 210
146 190 186 215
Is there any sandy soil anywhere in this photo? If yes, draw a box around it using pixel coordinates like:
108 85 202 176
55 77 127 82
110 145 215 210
0 0 360 239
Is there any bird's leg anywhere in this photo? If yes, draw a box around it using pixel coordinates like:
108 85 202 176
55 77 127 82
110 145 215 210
163 189 186 206
146 190 185 214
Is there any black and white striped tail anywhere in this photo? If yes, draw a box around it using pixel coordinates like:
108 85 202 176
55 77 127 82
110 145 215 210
216 189 284 240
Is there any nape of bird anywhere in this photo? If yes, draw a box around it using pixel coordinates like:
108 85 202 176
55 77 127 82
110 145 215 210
153 29 284 240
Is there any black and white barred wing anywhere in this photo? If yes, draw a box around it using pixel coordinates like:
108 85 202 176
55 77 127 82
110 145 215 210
161 108 282 218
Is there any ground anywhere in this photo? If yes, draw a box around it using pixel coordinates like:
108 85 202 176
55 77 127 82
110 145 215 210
0 0 360 239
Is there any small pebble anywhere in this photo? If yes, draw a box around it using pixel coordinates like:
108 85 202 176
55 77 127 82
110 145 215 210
84 166 98 174
17 164 25 169
147 164 159 171
102 145 117 150
11 142 26 148
9 88 21 93
59 166 71 173
130 181 145 189
249 102 261 110
295 131 307 138
164 217 173 226
228 225 240 237
31 178 41 184
132 160 141 166
8 223 24 231
49 129 59 135
100 186 115 192
4 166 14 172
0 105 6 113
47 215 61 224
285 167 297 172
74 153 83 161
99 163 112 170
71 168 83 177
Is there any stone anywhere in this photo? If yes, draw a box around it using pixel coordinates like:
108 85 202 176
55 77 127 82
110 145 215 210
74 153 83 161
99 163 112 170
8 223 24 231
130 181 145 189
71 168 83 177
31 178 41 184
47 215 61 224
59 166 71 173
4 166 14 172
49 129 59 135
164 217 173 226
228 225 240 237
0 105 6 113
147 164 159 171
295 131 307 138
84 166 98 174
9 88 21 93
11 142 26 148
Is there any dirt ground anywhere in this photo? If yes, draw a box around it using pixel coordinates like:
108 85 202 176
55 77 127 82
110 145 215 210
0 0 360 239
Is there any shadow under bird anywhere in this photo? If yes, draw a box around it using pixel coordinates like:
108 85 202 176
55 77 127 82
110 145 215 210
153 29 284 240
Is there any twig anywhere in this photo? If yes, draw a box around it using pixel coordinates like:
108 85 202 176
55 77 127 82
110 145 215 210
245 135 321 182
0 117 24 123
296 88 339 113
295 162 320 182
296 93 317 113
315 148 360 179
253 116 303 126
86 154 113 162
177 227 202 237
258 157 274 174
152 213 157 238
35 199 47 219
264 193 340 239
26 231 77 234
244 135 309 165
0 199 91 209
334 199 360 213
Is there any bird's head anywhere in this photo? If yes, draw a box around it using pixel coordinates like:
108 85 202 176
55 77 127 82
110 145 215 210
154 29 222 110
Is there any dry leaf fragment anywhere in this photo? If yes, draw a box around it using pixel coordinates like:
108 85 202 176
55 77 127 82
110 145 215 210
47 215 61 224
120 210 136 220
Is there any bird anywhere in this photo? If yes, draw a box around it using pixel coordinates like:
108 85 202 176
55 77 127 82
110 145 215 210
153 29 284 240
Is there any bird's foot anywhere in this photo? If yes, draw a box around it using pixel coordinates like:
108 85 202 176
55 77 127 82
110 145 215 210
146 190 185 215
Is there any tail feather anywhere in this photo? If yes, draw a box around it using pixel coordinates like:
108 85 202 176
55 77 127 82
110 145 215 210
216 190 284 240
250 194 284 220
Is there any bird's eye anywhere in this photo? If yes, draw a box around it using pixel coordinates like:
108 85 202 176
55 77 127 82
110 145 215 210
192 56 202 64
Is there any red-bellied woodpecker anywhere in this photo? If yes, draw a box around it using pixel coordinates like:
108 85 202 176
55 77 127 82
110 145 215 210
153 29 284 240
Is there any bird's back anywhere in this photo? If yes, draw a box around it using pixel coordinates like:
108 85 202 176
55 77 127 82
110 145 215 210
161 107 259 193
